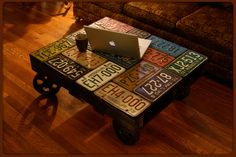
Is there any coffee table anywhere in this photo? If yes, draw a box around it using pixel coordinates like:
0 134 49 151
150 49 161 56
29 17 207 145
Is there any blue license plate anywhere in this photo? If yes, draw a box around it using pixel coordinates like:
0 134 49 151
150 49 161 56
148 35 187 57
134 69 182 102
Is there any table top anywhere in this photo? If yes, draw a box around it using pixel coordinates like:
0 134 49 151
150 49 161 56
30 17 207 118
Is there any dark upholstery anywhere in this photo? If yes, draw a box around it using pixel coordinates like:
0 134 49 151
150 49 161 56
123 2 201 31
176 5 233 55
93 2 124 13
73 2 233 86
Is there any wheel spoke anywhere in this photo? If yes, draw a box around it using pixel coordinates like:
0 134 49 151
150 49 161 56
33 74 61 97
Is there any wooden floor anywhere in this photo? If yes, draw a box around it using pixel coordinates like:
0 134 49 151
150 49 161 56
2 2 233 154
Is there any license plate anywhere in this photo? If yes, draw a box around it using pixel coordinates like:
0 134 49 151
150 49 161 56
113 61 160 91
95 17 134 33
89 23 105 29
65 28 86 45
134 69 182 102
95 51 139 69
127 28 151 38
45 54 88 80
166 50 208 77
31 39 74 62
148 35 187 57
143 48 175 67
95 82 151 117
76 61 125 91
62 47 107 69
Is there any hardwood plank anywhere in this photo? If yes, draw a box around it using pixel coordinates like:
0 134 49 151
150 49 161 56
3 121 39 154
3 99 68 153
183 77 233 128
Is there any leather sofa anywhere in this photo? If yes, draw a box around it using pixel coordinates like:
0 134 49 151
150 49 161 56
73 1 233 87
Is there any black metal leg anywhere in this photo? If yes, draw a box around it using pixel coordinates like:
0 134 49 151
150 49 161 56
112 120 140 145
173 85 190 100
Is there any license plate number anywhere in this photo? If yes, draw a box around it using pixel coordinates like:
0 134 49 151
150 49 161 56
127 28 151 38
134 69 182 102
143 48 175 67
31 39 74 62
95 51 139 69
166 50 208 77
62 47 107 69
113 61 160 91
46 54 88 80
148 35 187 57
95 82 151 117
95 17 134 33
76 61 125 91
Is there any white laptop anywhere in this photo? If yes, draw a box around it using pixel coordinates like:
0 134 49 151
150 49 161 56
84 25 151 59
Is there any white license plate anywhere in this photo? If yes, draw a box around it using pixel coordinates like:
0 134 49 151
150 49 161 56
95 17 134 33
95 82 151 117
65 28 86 43
89 23 105 29
76 61 125 91
62 47 107 69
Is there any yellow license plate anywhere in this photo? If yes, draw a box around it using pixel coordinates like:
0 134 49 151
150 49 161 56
31 39 73 61
76 61 125 91
62 47 107 69
113 61 160 91
95 82 151 117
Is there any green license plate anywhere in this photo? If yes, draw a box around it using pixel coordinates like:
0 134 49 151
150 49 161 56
134 69 182 102
76 61 125 91
113 61 160 91
62 47 107 69
166 50 208 77
95 82 151 117
31 39 74 62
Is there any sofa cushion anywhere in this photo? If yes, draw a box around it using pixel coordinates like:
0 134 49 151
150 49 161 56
176 5 233 55
93 2 124 13
123 2 201 31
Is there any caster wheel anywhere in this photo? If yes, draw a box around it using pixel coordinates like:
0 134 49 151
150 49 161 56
33 74 61 97
173 86 190 100
112 120 139 145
